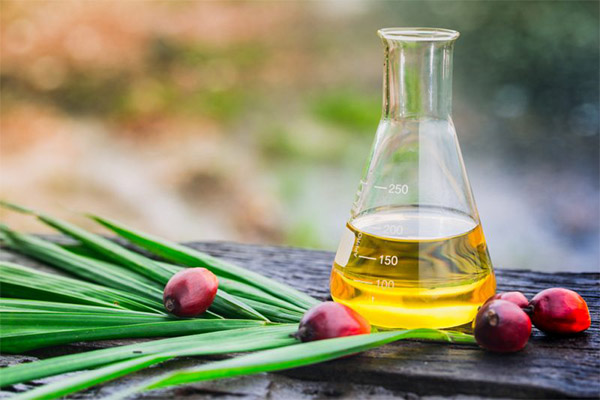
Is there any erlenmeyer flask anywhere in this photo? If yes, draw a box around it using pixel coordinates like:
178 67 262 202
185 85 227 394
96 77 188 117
330 28 495 329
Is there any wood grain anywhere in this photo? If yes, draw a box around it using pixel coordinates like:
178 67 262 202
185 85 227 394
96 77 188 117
1 240 598 399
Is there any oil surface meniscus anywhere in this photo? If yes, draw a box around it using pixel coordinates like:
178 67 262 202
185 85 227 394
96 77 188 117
330 207 496 329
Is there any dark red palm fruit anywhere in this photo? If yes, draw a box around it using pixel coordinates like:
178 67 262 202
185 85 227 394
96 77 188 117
487 291 529 308
474 299 532 352
293 301 371 342
163 268 218 317
529 288 591 335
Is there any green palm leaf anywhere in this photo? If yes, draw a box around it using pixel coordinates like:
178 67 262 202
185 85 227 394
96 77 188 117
0 203 269 322
1 317 268 353
1 226 164 302
0 298 159 315
0 261 163 314
147 329 476 389
2 325 297 389
89 214 319 310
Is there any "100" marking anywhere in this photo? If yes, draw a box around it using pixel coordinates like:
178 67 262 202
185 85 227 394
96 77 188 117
376 279 395 289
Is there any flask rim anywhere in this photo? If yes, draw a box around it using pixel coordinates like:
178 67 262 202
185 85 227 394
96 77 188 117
378 27 460 42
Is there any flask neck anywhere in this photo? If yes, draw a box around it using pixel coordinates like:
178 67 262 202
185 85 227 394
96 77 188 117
380 29 457 120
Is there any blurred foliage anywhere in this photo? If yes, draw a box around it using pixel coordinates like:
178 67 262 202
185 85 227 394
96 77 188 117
0 0 598 270
286 220 324 249
310 89 380 134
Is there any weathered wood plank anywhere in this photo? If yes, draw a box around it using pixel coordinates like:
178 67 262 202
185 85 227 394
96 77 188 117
1 240 598 399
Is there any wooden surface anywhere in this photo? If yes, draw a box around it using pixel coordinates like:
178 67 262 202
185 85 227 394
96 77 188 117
1 240 599 399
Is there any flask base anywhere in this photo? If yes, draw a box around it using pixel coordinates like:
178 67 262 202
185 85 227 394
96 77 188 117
331 268 496 329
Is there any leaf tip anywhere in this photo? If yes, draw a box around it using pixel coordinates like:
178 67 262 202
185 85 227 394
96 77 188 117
0 200 36 215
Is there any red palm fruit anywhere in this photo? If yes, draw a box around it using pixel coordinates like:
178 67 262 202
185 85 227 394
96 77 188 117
293 301 371 342
529 288 591 335
487 291 529 308
163 268 218 317
474 299 532 352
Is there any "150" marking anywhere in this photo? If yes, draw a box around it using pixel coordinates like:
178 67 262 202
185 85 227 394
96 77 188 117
379 255 399 266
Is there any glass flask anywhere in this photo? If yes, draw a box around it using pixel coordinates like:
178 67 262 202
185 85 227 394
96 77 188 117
330 28 496 329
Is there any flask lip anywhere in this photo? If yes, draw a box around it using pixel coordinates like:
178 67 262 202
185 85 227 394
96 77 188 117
378 27 460 42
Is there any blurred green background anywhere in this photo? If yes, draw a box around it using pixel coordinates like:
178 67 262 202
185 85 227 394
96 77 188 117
1 1 598 272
